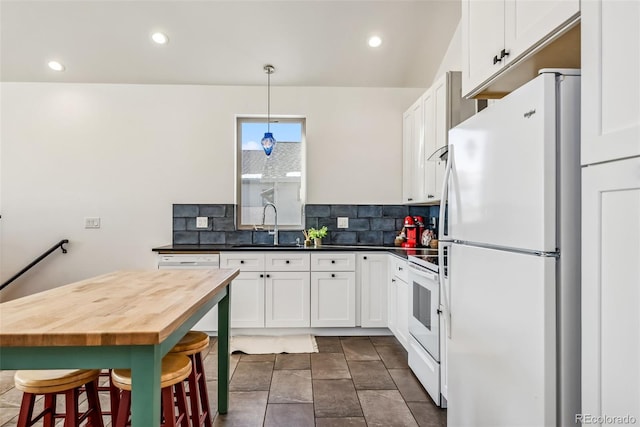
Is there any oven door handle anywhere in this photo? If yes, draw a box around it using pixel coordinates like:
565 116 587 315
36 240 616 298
408 264 438 282
439 240 452 338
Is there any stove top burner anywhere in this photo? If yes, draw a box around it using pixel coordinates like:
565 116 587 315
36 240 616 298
407 248 443 273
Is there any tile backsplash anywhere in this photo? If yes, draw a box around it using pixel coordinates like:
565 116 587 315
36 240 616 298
173 203 440 246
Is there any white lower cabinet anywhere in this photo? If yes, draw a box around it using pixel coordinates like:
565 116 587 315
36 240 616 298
229 271 265 328
358 253 388 327
388 255 410 350
311 271 356 327
265 271 310 328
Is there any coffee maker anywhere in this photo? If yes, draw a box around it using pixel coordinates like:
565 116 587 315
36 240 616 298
401 215 425 248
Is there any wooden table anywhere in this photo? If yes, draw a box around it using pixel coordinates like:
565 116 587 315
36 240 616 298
0 269 238 426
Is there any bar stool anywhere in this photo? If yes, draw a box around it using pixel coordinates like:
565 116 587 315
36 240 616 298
111 354 191 427
170 331 211 427
96 369 119 424
14 369 104 427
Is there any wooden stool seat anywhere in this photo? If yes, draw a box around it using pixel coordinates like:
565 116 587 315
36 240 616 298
15 369 101 394
170 331 212 427
112 353 192 391
14 369 103 427
171 331 210 355
112 354 191 427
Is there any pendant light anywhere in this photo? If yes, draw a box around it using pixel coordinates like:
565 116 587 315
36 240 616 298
261 64 276 156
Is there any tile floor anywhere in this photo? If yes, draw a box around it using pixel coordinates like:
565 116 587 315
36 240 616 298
0 336 446 426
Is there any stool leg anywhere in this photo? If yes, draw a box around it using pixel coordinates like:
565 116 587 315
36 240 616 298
114 390 131 427
194 353 212 427
109 370 120 425
186 357 201 427
161 387 176 427
85 379 104 427
174 381 190 427
43 394 56 427
17 393 35 427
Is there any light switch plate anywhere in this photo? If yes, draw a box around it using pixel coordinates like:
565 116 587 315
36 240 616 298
337 217 349 228
84 217 101 229
196 217 208 228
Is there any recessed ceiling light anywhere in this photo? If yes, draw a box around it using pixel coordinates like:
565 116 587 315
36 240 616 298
151 32 169 45
47 61 65 71
368 36 382 48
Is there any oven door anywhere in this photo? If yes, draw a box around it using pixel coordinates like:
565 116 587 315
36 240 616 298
408 262 440 362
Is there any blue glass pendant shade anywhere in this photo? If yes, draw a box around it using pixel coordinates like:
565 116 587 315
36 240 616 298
261 132 276 156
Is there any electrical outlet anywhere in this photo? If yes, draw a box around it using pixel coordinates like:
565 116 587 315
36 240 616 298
337 217 349 228
84 217 101 229
196 217 208 228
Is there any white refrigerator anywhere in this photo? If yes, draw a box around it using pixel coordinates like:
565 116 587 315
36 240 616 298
440 70 581 427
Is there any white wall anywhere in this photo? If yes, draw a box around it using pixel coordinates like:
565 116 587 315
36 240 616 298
0 82 421 300
432 18 463 84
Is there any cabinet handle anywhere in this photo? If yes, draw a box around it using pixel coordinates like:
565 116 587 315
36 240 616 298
331 260 336 264
240 260 245 264
260 274 264 278
500 49 509 59
427 194 434 199
398 267 403 271
407 198 413 201
391 278 396 282
493 54 501 64
331 273 336 278
285 260 290 264
363 256 367 260
266 274 271 278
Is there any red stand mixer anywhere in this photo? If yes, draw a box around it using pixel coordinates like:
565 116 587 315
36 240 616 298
401 215 425 248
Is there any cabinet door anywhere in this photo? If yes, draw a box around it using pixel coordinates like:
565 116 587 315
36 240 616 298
582 158 640 423
582 0 640 165
311 253 356 271
265 271 310 328
432 74 449 201
395 277 410 350
388 277 398 335
422 88 437 201
311 272 356 327
359 254 388 328
462 0 505 95
265 252 310 271
230 271 265 328
220 252 265 271
403 107 415 203
505 0 579 66
411 99 426 203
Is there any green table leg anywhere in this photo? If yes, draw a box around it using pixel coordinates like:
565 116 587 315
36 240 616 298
130 345 162 426
217 285 230 414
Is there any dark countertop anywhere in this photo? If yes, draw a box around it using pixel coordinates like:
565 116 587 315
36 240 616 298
152 244 438 259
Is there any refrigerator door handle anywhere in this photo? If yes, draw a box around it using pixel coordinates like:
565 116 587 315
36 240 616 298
439 240 452 338
439 145 452 240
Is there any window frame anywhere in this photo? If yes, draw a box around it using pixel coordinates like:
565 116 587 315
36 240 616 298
235 115 307 231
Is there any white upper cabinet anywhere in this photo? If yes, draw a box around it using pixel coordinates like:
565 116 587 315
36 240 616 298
462 0 580 98
581 0 640 165
404 72 475 204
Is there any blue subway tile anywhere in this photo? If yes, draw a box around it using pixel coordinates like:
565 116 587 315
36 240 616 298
330 205 358 217
173 204 198 218
382 205 409 218
331 232 357 245
318 217 337 231
213 217 235 231
357 205 382 218
279 231 305 245
304 217 319 229
200 232 226 244
173 231 199 244
173 218 186 231
371 218 397 231
200 205 227 217
357 231 383 245
225 231 252 245
253 231 274 245
396 218 406 230
383 231 398 246
306 205 331 217
348 218 370 231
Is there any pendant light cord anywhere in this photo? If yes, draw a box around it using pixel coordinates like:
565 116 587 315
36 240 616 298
267 71 271 133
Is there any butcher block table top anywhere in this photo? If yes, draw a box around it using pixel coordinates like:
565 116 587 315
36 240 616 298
0 268 238 426
0 269 237 347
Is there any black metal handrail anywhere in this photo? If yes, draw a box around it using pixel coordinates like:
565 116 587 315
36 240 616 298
0 239 69 291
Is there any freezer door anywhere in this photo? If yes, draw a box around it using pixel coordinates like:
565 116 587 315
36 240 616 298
448 73 577 252
447 244 557 427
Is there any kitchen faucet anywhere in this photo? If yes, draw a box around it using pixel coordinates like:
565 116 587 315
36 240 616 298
262 203 278 245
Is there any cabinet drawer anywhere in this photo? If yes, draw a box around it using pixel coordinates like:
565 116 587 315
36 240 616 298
220 252 265 271
389 255 409 282
311 253 356 271
265 252 311 271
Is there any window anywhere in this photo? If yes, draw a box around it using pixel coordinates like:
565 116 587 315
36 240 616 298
236 117 306 230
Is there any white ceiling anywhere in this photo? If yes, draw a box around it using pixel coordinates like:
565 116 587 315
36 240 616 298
0 0 461 88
